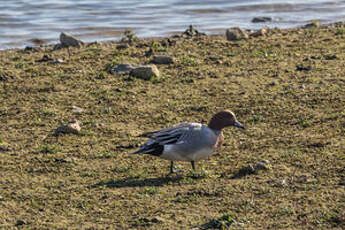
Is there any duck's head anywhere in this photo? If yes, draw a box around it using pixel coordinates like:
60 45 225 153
208 110 244 131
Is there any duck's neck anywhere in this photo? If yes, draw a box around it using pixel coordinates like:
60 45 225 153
210 128 222 136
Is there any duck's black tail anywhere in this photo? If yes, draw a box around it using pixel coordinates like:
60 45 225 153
132 143 164 156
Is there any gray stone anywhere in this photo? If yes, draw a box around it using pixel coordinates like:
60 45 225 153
267 81 277 86
55 120 81 135
183 25 205 37
130 65 160 80
110 63 136 75
71 106 84 114
116 43 130 49
151 217 165 223
110 63 160 80
281 179 288 186
151 55 174 64
304 21 319 28
226 27 249 41
15 220 26 226
60 32 84 47
252 17 272 23
254 160 271 171
250 26 269 37
24 46 40 53
36 55 54 62
53 43 63 50
87 41 101 47
50 58 64 65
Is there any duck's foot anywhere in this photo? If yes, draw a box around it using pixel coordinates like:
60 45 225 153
168 169 184 174
168 161 184 175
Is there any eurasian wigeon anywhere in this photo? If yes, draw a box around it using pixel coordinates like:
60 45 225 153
134 110 244 173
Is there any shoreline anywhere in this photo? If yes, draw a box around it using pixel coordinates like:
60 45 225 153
0 20 343 52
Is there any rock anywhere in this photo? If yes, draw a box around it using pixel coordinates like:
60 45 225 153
116 43 130 49
250 26 269 37
226 27 249 41
167 38 178 46
238 165 256 175
184 25 198 36
110 63 136 75
23 46 40 53
53 43 63 50
281 179 288 186
171 34 181 39
15 220 26 226
254 160 271 171
296 64 312 71
121 29 138 44
0 142 10 151
324 54 337 60
130 65 160 80
267 81 277 86
36 55 64 64
252 17 272 23
304 21 319 28
110 63 160 80
71 106 84 114
151 55 174 64
183 25 205 37
145 48 155 57
55 120 81 135
151 217 164 223
59 32 84 48
50 58 64 64
87 41 101 47
36 55 54 62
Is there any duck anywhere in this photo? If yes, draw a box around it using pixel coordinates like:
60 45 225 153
133 110 244 173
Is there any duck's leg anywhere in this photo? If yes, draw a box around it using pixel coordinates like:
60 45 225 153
191 161 196 171
170 161 174 174
169 161 184 174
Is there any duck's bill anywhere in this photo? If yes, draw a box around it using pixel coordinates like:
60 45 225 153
234 121 245 129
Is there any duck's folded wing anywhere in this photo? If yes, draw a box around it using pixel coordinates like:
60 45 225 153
150 123 191 145
134 123 196 155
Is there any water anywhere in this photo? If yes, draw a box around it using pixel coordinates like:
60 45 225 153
1 0 345 49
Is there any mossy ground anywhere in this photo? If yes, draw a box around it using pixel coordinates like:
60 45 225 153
0 22 344 229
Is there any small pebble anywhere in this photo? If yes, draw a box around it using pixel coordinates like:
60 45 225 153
55 120 81 135
116 43 130 49
252 17 272 23
151 55 174 64
71 106 84 114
